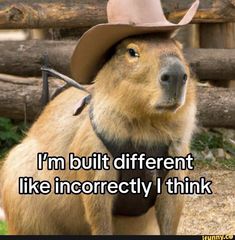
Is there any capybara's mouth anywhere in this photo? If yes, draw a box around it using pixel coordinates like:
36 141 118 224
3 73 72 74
155 103 181 112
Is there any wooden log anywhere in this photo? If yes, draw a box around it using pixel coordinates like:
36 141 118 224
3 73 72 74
0 74 235 128
197 86 235 128
200 23 235 48
162 0 235 23
184 48 235 81
200 23 235 87
0 40 74 77
0 74 62 121
0 40 235 81
0 0 235 29
0 0 107 29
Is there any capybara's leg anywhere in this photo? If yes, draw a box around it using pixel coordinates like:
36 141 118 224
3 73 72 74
156 143 190 235
155 174 185 235
82 193 113 235
81 168 117 235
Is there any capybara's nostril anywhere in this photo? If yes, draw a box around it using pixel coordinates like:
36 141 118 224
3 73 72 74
160 73 170 83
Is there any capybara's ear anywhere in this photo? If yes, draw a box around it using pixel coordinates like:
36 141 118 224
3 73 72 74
170 29 180 39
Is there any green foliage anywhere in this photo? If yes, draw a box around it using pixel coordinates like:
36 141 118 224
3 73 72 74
191 129 235 170
217 158 235 169
223 140 235 156
0 221 7 235
0 117 27 159
192 129 235 155
191 130 223 152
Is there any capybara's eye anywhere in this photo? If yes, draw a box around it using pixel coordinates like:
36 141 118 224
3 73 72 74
128 48 140 58
183 74 188 83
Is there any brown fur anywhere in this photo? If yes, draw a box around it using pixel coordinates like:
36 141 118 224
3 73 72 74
1 34 196 235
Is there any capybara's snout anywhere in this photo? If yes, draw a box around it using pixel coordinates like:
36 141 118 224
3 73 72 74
156 55 188 111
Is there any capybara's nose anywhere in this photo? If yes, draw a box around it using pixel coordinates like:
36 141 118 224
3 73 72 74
160 71 187 85
159 56 187 101
159 58 187 86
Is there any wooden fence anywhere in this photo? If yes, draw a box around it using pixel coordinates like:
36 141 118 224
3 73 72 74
1 0 235 29
0 0 235 128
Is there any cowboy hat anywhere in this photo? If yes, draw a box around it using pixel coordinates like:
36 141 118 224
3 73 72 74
71 0 200 84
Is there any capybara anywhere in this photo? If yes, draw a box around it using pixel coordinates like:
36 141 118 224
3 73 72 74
1 34 196 235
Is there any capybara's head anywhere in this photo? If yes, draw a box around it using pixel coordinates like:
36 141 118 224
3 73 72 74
94 33 194 117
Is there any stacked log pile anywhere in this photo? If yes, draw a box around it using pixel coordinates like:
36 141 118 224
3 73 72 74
0 0 235 127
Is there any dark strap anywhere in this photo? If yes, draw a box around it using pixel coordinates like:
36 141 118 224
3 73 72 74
41 67 90 94
40 66 91 110
89 107 169 216
73 95 92 116
40 67 170 217
40 55 50 110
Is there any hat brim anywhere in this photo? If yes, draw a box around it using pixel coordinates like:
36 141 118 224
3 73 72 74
71 24 178 84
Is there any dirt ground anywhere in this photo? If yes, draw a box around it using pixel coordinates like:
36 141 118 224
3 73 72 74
178 170 235 235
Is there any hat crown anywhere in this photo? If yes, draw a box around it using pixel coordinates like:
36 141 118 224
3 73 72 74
107 0 167 25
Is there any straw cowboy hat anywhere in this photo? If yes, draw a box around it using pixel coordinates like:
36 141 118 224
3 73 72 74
71 0 200 84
